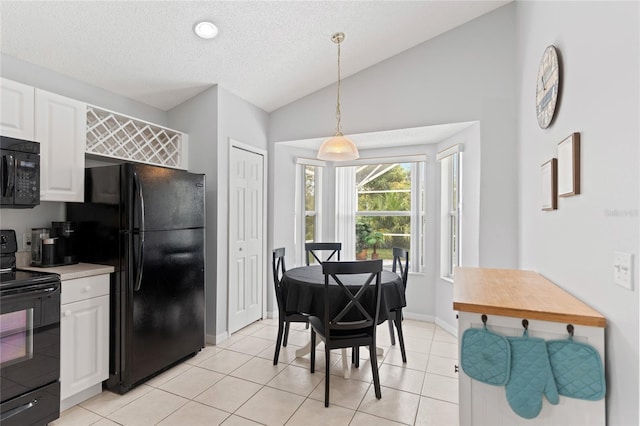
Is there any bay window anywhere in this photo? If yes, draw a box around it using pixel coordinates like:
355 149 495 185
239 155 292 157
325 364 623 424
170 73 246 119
336 158 425 272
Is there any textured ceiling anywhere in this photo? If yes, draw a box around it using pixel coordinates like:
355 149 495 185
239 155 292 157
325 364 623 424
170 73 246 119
0 1 510 112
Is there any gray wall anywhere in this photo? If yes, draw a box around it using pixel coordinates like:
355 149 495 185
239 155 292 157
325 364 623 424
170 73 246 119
515 1 639 425
269 4 519 270
170 86 269 341
0 54 169 247
268 5 517 327
1 54 167 124
268 2 639 423
168 86 219 340
214 87 269 340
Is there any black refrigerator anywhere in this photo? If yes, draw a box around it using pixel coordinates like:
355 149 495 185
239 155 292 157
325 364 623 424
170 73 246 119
67 163 205 394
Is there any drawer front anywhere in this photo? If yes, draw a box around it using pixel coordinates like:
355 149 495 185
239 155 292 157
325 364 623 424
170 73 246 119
61 275 109 304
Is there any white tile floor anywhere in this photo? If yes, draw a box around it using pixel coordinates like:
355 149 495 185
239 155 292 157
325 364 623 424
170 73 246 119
52 318 459 426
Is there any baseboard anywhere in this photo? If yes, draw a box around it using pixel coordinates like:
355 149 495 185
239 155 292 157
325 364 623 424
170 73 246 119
205 332 228 345
435 317 458 337
60 383 102 412
403 312 435 323
401 312 458 338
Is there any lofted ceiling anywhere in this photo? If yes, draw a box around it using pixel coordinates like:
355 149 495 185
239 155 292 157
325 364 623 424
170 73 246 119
0 1 510 113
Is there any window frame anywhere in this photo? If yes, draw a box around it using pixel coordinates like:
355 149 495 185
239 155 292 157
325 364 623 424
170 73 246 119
338 157 426 272
297 159 324 263
438 146 462 280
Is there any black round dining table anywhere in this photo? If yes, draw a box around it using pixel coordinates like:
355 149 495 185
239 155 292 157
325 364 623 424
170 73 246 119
281 264 406 323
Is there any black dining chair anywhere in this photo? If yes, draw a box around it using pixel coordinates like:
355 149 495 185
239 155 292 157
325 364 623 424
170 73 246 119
309 260 383 407
387 247 409 362
272 247 308 365
305 242 342 265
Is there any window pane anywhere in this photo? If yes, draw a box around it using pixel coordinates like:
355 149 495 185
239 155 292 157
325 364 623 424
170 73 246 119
305 165 316 211
451 155 459 208
356 216 410 261
450 214 457 275
305 215 315 242
358 190 410 212
357 164 411 212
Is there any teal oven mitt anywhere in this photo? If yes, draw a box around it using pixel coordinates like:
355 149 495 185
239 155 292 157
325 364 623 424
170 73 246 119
505 331 559 419
461 325 510 386
547 337 605 400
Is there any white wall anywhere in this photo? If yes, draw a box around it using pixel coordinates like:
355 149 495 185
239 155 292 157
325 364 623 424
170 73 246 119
515 2 639 425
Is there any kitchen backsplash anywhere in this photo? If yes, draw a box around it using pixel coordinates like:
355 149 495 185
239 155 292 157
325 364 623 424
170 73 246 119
0 201 65 251
15 251 30 267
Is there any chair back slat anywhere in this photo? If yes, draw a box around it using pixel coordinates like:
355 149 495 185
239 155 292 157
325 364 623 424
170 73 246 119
305 242 342 265
392 247 409 289
330 273 375 325
272 248 287 312
321 260 383 332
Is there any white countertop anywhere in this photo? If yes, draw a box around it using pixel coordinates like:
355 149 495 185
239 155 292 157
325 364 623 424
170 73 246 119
19 262 114 280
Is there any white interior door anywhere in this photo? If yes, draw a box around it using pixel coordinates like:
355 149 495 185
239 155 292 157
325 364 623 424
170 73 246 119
229 146 264 334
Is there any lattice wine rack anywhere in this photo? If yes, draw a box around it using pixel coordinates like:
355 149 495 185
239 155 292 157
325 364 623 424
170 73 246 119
86 106 185 168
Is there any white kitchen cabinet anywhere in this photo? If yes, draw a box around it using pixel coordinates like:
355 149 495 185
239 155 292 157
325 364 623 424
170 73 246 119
60 274 109 410
0 79 86 202
0 78 35 140
35 89 86 202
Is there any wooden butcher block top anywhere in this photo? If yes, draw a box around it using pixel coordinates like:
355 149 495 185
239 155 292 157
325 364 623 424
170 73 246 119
453 267 606 327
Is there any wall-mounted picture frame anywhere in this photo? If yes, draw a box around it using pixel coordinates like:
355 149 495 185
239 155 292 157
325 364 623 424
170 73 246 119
558 132 580 197
541 158 557 210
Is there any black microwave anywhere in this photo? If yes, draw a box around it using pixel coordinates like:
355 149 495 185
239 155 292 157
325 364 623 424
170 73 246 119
1 136 40 208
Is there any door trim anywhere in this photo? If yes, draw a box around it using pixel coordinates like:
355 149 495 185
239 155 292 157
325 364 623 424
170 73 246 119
227 138 268 334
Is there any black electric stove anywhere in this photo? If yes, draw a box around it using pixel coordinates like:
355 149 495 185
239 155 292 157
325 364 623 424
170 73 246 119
0 229 61 426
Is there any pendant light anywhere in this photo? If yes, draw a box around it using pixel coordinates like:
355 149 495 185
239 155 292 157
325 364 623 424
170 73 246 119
317 32 359 161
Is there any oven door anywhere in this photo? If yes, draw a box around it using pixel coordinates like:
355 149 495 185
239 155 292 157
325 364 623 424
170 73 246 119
0 280 60 402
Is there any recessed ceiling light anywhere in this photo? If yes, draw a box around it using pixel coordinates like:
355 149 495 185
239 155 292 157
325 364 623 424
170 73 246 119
193 21 218 39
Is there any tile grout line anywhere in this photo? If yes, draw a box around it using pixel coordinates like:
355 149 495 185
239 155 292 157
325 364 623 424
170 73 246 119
55 320 458 426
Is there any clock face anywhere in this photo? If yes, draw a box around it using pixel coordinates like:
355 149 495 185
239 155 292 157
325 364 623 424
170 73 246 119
536 45 560 129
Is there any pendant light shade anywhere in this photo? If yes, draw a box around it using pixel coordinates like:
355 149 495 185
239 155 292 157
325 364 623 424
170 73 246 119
317 133 359 161
317 32 359 161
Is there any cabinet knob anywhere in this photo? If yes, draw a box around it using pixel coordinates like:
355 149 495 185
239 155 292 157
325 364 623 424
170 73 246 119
83 286 91 292
64 310 72 317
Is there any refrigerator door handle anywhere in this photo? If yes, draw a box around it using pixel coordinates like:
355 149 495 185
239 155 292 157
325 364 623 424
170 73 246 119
134 234 144 292
133 169 146 233
133 170 145 292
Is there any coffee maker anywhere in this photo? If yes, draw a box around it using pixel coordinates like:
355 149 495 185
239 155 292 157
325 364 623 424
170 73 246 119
50 221 78 266
31 227 51 266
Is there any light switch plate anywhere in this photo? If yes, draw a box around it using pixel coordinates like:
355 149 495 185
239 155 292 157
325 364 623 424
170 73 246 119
613 251 633 290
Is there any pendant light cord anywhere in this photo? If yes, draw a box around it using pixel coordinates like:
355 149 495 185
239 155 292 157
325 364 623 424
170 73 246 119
335 38 342 136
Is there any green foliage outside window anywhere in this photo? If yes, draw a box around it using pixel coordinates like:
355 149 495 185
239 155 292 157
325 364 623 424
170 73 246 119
355 163 412 260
